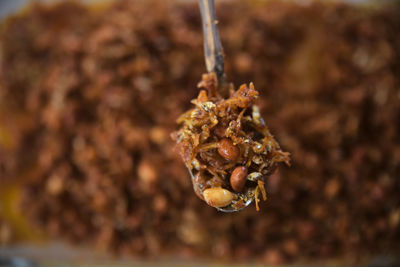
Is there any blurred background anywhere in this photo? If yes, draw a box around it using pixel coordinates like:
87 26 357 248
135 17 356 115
0 0 399 266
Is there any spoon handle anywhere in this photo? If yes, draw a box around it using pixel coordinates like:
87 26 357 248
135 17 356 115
198 0 225 82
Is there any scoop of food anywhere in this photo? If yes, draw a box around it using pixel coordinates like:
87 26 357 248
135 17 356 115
172 73 290 211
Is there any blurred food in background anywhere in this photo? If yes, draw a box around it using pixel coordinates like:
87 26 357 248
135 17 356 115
0 0 399 264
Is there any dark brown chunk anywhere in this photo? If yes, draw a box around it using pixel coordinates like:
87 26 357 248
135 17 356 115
217 138 240 161
230 166 248 192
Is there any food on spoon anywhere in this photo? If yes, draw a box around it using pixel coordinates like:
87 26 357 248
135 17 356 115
172 73 290 210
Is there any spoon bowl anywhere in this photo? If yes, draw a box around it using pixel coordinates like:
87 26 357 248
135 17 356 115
188 167 253 212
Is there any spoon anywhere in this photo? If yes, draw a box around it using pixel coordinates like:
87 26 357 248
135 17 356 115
188 168 253 212
190 0 253 212
198 0 225 83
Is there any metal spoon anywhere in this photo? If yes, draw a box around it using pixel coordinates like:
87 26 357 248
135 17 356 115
188 166 253 213
198 0 225 83
189 0 253 212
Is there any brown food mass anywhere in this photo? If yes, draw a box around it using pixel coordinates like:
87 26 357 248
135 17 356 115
172 73 289 210
1 0 400 264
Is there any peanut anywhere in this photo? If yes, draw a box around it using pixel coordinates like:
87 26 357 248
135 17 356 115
230 166 248 192
217 138 240 161
203 187 234 208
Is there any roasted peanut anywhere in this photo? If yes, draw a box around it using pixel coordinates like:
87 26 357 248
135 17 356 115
203 187 235 207
230 166 248 192
217 138 240 161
